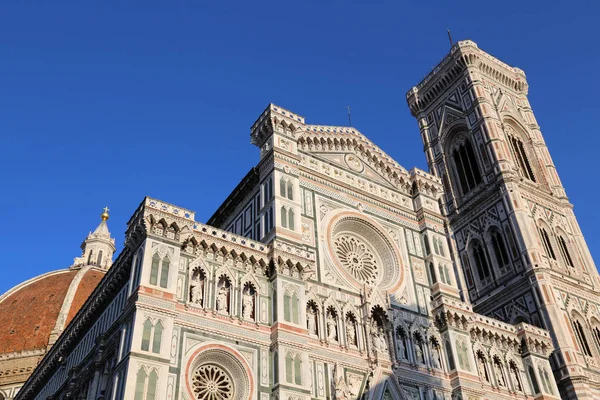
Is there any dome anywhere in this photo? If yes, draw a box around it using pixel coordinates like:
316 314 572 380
0 267 105 354
0 210 115 399
0 267 105 392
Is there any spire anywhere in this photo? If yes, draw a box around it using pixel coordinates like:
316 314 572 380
73 208 117 269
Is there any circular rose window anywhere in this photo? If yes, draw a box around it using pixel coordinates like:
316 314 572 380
192 365 234 399
333 235 379 285
325 212 403 291
186 346 252 400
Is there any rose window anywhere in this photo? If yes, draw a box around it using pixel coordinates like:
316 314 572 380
192 365 234 400
333 235 378 285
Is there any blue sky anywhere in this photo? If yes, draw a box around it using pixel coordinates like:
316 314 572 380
1 1 598 294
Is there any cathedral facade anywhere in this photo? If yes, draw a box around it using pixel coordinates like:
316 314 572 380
11 41 600 400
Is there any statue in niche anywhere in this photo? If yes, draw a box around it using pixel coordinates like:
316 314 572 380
477 356 489 382
494 362 506 387
372 326 387 353
327 312 337 341
242 287 254 320
346 318 357 346
415 342 425 364
190 283 203 305
307 306 318 335
216 283 229 313
431 347 441 369
511 365 522 391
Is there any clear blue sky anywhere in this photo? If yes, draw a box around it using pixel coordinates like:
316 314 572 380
1 1 598 294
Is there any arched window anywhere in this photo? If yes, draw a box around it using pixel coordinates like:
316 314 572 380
507 130 536 182
288 209 295 231
273 351 279 383
429 262 437 285
291 292 299 324
472 241 491 281
152 321 163 353
591 322 600 351
528 365 540 394
280 177 287 198
97 250 103 267
558 235 574 267
281 207 288 228
572 315 593 357
287 181 294 201
538 227 556 260
134 368 147 400
160 257 170 288
490 229 510 269
88 250 94 266
452 139 482 195
445 340 455 370
141 319 152 351
285 353 293 383
294 355 302 385
150 254 160 285
141 319 162 355
424 235 431 255
147 370 158 400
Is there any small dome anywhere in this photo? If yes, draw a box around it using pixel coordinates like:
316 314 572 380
0 268 105 354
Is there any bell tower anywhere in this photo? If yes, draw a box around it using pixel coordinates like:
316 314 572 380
407 40 599 399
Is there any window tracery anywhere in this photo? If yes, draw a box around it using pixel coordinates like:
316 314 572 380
557 235 575 268
150 252 170 289
572 313 593 357
192 365 234 399
451 138 482 195
134 367 158 400
141 318 163 354
471 240 492 284
538 226 556 260
505 127 536 182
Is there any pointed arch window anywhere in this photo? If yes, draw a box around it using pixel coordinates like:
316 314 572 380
528 365 540 394
287 180 294 201
507 131 536 182
558 235 574 267
490 229 510 269
539 227 556 260
294 355 302 385
428 262 437 285
134 367 158 400
572 316 593 357
472 241 491 281
452 140 482 195
88 250 94 266
285 353 293 383
141 319 163 355
281 207 288 228
288 209 295 230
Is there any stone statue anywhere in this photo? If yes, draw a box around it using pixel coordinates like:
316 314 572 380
346 319 356 346
373 327 387 352
431 347 441 369
478 357 488 382
511 366 522 391
242 290 253 319
216 285 228 313
398 337 407 360
327 314 337 341
190 283 203 305
415 343 424 364
495 362 505 386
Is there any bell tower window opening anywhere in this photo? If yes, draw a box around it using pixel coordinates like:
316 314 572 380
490 229 510 269
451 139 482 195
507 130 536 182
572 316 593 357
538 227 556 260
472 241 491 281
558 235 574 267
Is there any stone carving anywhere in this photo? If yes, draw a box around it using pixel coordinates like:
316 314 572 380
242 287 254 320
190 284 203 305
333 235 378 285
216 281 230 313
327 312 338 341
192 364 234 399
346 317 357 346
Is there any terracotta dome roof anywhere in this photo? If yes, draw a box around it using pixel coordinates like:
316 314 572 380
0 267 105 354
